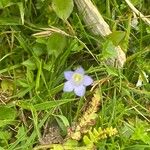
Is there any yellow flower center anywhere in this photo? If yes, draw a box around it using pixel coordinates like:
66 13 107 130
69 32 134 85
72 73 83 84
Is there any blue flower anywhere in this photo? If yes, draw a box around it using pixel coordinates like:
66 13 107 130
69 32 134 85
63 67 93 97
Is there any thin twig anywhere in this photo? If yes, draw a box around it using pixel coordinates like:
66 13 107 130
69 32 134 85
125 0 150 26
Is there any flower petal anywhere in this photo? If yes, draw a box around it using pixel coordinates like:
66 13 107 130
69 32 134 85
63 81 74 92
83 75 93 86
64 71 73 80
74 85 85 97
75 67 85 74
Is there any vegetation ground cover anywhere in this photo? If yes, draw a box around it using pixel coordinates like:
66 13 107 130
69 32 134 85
0 0 150 149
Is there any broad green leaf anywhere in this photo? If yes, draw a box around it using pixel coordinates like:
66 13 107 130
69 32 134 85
55 115 69 135
52 0 74 20
0 106 16 127
131 122 150 144
22 58 36 70
47 33 66 57
107 31 125 46
0 106 16 120
55 115 70 127
33 43 47 56
102 40 117 59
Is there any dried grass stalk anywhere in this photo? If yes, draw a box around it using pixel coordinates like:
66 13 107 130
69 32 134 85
74 0 126 67
125 0 150 26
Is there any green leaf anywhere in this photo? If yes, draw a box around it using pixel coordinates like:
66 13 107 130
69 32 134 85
33 43 47 56
16 99 76 111
89 130 96 143
55 115 70 135
53 145 63 150
107 31 125 46
15 125 27 141
64 139 78 147
105 65 119 76
124 145 148 150
0 0 14 8
130 0 142 6
17 2 24 25
16 100 33 110
0 106 16 127
55 115 70 127
0 106 16 120
1 79 14 91
0 120 16 127
83 135 92 145
34 99 75 111
0 17 22 25
22 58 36 70
0 130 11 140
14 86 34 98
131 122 150 144
52 0 74 20
47 33 66 57
36 38 47 44
102 40 117 59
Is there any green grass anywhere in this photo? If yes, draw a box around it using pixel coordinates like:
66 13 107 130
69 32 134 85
0 0 150 150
